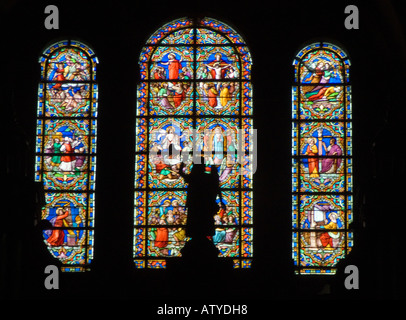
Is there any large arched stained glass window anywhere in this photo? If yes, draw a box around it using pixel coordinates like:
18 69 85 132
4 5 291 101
134 17 254 269
292 42 352 275
35 40 98 272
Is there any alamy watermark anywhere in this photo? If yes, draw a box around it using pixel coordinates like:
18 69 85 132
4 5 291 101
44 5 59 30
344 265 359 290
344 5 359 30
44 265 59 290
148 127 257 176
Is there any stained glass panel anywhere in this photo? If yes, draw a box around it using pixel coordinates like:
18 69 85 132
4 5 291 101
40 83 97 118
148 117 193 189
135 17 253 268
292 42 352 275
149 46 194 81
35 40 98 272
148 81 194 116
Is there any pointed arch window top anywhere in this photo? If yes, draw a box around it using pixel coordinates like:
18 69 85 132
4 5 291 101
146 17 193 44
293 42 350 63
145 17 247 46
139 17 252 82
293 42 350 85
39 40 99 82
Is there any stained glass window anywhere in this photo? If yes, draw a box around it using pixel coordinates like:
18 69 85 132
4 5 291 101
134 17 254 269
292 42 352 275
35 40 98 272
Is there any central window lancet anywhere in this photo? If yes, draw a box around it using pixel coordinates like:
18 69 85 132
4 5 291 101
134 17 254 269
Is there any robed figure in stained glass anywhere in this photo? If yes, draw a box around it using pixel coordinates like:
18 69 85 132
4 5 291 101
59 137 77 172
46 207 69 246
304 137 319 178
160 53 183 80
321 138 342 173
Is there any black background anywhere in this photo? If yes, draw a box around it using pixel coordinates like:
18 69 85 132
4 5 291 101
1 0 406 304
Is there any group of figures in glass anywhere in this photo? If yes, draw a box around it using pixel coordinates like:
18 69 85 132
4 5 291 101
35 18 351 274
149 123 240 185
145 192 239 258
148 50 242 116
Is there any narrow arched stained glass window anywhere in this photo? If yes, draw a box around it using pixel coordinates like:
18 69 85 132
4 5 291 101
292 42 353 275
134 17 254 269
35 40 98 272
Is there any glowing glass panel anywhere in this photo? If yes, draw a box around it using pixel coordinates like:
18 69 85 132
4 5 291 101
35 40 98 272
292 42 352 275
135 17 253 268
